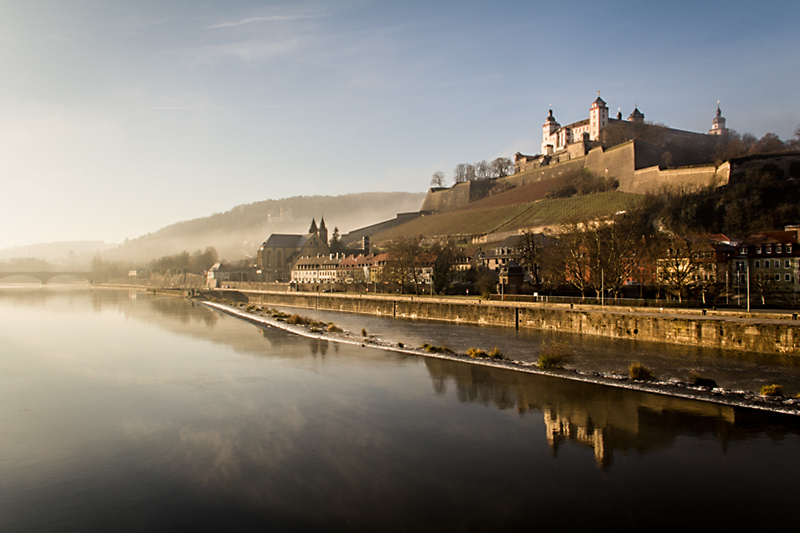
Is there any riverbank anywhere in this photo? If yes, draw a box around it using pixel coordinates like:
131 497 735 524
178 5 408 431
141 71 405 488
215 289 800 357
201 299 800 417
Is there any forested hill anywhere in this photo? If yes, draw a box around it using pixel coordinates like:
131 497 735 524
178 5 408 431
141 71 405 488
108 192 425 264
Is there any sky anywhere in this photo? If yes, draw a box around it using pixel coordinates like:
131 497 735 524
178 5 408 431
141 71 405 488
0 0 798 248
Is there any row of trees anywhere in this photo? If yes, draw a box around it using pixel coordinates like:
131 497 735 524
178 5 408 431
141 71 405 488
600 120 800 168
377 209 730 303
149 247 219 274
430 157 515 187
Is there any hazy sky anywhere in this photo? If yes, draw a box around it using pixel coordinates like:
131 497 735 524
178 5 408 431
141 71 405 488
1 0 798 248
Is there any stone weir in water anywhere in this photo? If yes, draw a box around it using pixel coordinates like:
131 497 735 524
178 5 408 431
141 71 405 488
199 297 800 416
214 290 800 357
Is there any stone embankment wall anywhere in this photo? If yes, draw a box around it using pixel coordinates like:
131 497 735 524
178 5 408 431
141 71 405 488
233 291 800 356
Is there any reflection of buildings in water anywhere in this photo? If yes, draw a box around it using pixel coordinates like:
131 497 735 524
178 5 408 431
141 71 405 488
544 410 607 466
423 358 741 468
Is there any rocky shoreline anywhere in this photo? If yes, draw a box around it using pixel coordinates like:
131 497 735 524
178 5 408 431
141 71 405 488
201 300 800 417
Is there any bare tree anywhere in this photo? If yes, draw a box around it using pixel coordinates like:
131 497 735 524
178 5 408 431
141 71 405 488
453 164 467 184
491 157 514 177
750 132 786 154
430 171 445 188
655 234 708 302
464 163 476 182
547 214 646 298
383 237 424 294
475 160 492 180
517 230 543 285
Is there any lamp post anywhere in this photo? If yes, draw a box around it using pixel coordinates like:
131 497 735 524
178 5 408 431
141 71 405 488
746 261 751 313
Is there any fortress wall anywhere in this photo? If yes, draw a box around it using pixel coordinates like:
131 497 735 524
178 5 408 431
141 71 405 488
585 142 637 185
421 158 586 214
623 165 725 194
420 182 473 212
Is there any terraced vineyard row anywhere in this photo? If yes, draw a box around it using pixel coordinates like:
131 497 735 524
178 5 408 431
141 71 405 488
371 192 643 243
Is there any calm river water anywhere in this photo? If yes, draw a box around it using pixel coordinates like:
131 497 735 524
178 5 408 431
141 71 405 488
2 287 799 530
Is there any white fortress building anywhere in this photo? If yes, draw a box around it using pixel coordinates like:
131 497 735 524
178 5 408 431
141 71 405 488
516 93 727 173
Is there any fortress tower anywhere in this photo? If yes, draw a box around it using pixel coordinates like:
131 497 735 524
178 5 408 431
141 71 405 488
541 109 560 154
589 93 608 140
709 103 727 135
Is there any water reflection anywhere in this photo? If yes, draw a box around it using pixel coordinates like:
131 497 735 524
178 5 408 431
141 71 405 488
3 288 800 530
423 357 797 469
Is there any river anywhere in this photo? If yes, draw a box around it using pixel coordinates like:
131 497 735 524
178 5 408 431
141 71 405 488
1 286 799 530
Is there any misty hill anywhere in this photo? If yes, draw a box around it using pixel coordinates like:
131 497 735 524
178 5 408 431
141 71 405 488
106 192 425 264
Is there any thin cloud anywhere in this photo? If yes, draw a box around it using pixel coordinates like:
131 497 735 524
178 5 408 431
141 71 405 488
206 14 320 29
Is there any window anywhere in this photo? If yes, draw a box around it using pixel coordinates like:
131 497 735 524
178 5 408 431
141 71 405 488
755 260 760 268
765 260 770 268
756 246 762 254
777 245 782 253
786 274 792 282
766 245 772 254
788 245 793 253
775 273 781 281
786 260 792 268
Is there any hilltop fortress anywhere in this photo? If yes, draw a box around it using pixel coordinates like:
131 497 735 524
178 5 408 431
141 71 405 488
422 94 731 214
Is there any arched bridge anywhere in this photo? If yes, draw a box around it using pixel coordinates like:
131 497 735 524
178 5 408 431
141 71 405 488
0 271 92 284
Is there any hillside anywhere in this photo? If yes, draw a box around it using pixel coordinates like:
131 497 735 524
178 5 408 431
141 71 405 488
104 192 425 264
371 192 642 243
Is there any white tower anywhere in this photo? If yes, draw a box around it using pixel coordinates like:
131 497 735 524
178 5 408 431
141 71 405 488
709 102 727 135
589 92 608 141
541 109 560 154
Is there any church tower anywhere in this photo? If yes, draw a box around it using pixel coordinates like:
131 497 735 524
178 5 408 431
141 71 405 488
318 217 328 245
709 102 727 135
308 218 318 235
589 93 608 141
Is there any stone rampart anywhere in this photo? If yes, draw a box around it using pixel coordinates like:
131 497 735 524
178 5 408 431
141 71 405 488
421 142 735 215
227 291 800 356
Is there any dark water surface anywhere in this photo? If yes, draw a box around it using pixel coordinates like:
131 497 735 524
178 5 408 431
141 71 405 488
2 287 799 531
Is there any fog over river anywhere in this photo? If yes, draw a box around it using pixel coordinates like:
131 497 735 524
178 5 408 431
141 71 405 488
1 287 798 530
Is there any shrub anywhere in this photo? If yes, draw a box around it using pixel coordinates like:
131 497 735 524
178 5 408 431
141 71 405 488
421 343 454 354
630 363 656 381
537 341 569 369
466 347 488 358
690 371 717 388
361 328 368 337
760 384 784 397
488 347 505 360
286 314 310 325
326 323 343 333
397 342 404 348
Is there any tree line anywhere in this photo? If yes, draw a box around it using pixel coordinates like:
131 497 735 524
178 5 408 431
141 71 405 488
430 157 514 187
